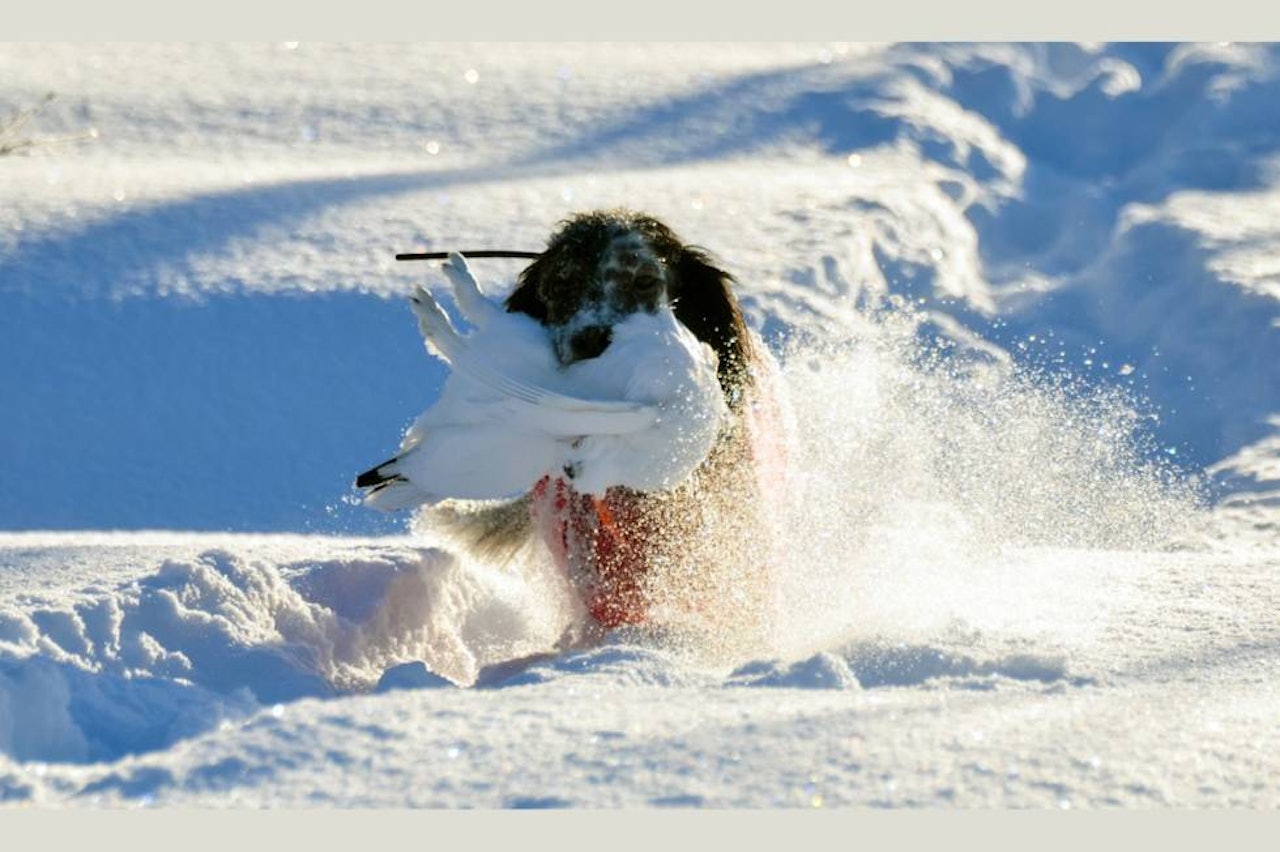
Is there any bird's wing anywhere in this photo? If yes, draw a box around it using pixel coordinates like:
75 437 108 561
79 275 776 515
391 423 559 501
455 349 659 436
409 280 658 435
410 284 464 364
442 252 503 331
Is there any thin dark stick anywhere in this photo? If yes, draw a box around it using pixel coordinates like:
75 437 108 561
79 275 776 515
395 250 542 262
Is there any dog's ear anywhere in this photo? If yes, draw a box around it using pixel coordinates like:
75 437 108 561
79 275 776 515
504 257 550 323
671 248 757 406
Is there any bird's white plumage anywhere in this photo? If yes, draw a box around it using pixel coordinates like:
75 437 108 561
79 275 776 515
562 308 729 494
364 253 727 509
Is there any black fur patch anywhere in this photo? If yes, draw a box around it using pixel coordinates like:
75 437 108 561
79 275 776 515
505 209 757 408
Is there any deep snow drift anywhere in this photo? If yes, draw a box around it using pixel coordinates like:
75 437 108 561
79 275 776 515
1 42 1278 807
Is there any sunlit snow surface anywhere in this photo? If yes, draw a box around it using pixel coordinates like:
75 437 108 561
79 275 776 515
2 43 1279 807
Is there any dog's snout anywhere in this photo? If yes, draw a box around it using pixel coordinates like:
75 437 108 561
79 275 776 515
567 324 613 362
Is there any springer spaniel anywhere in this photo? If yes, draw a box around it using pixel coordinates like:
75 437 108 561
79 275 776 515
366 209 790 644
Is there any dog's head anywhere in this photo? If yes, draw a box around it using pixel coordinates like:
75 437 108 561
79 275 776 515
506 209 756 407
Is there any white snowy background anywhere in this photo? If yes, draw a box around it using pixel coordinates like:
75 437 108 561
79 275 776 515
1 42 1278 807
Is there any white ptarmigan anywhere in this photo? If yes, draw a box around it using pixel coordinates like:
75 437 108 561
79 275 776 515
358 253 728 509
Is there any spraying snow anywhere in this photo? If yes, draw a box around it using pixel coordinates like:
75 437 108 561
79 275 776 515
768 301 1204 657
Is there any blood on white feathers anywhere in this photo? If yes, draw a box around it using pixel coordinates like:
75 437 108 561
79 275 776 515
365 253 727 509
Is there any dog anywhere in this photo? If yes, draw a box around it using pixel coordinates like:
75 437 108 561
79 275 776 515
367 209 790 645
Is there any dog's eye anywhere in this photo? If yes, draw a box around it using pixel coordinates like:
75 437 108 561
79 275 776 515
633 272 663 293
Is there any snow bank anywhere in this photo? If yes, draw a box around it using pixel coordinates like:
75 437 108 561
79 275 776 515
0 538 572 763
0 508 1132 771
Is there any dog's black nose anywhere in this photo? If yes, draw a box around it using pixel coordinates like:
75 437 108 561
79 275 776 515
568 324 613 361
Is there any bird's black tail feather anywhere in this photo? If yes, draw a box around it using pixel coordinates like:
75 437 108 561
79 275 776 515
355 458 401 489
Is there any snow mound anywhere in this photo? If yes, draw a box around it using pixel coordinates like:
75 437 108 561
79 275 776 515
480 642 717 689
725 641 1070 691
837 640 1070 689
727 653 861 690
0 542 570 763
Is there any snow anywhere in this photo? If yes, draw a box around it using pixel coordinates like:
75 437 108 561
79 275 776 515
2 42 1279 807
